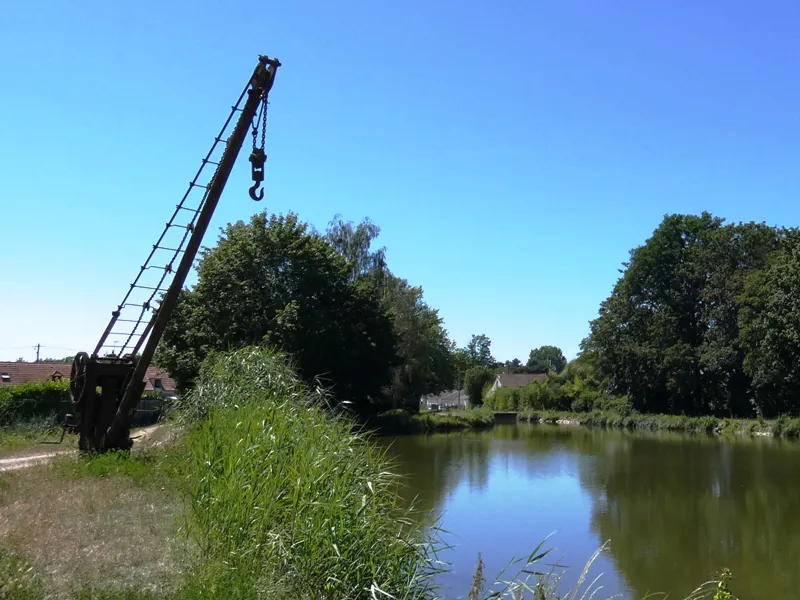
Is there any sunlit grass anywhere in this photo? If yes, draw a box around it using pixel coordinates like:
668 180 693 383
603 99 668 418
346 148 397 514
1 347 737 599
177 346 445 599
0 418 75 455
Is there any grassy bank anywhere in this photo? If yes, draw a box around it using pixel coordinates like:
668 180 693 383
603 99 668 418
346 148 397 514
518 409 800 438
371 407 495 435
1 348 736 599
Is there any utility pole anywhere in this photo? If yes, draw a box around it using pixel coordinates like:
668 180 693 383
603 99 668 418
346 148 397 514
34 343 40 362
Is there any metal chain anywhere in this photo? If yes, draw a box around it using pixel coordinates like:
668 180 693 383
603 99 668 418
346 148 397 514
261 97 268 150
251 110 259 151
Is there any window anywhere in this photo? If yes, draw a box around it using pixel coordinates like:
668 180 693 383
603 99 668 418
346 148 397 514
153 378 163 389
0 373 10 383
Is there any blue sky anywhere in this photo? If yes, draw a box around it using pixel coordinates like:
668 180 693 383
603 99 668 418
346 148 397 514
2 0 800 363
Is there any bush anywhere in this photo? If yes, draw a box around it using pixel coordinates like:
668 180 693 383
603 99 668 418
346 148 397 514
570 397 593 412
373 408 415 433
771 415 800 437
0 380 70 426
179 347 440 599
593 394 634 416
464 366 495 407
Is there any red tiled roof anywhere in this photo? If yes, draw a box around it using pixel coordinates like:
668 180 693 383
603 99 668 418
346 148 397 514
0 361 177 393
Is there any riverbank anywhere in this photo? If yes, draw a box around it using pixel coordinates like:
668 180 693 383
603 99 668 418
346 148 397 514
518 409 800 438
370 407 495 435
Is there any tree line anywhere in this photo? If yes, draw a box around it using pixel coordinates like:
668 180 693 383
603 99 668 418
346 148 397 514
579 211 800 418
155 210 568 417
157 207 800 421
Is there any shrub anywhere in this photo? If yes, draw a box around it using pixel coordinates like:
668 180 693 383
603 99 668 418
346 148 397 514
373 408 415 433
464 366 495 407
593 394 634 416
0 380 70 426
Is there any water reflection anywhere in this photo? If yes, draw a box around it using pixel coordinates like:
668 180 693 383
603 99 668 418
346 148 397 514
576 431 800 599
379 425 800 599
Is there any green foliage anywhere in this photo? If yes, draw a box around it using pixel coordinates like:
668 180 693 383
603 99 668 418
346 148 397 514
0 380 70 426
583 212 792 418
325 214 457 412
51 450 173 486
0 550 42 600
712 568 733 600
738 231 800 417
179 346 441 599
463 366 495 407
484 380 570 412
769 415 800 437
527 345 567 374
157 211 399 416
325 213 387 281
379 274 455 412
465 334 494 368
373 407 494 434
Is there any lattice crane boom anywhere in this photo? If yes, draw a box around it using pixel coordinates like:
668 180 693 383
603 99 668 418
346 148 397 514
67 55 280 452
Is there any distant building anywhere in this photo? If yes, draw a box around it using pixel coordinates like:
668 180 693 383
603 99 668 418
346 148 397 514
0 361 178 399
421 389 470 410
487 372 549 397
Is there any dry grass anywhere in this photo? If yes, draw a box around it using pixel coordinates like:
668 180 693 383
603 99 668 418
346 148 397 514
0 451 191 599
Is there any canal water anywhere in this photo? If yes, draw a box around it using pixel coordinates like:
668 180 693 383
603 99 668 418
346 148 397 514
379 423 800 599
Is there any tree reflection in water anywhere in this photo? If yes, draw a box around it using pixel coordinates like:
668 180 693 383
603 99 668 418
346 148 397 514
378 425 800 599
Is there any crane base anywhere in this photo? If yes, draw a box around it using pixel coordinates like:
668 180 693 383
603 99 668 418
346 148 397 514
70 353 143 454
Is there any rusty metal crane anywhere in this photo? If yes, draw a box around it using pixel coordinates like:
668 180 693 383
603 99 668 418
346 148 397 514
66 55 280 452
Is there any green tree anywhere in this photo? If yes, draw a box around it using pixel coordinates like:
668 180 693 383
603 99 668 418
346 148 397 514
450 347 472 389
583 213 724 415
324 214 455 412
583 212 785 417
738 231 800 417
698 221 782 415
463 365 495 407
527 346 567 374
380 274 455 411
325 213 387 281
503 358 525 373
156 211 398 415
466 334 494 368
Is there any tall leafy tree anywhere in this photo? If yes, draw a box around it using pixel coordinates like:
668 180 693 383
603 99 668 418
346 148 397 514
463 365 496 407
583 212 789 417
584 213 724 415
156 211 398 415
466 334 494 368
325 214 387 282
738 231 800 417
324 214 455 411
527 346 567 374
380 274 455 410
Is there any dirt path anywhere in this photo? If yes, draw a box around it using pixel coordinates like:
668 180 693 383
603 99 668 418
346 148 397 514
0 424 164 473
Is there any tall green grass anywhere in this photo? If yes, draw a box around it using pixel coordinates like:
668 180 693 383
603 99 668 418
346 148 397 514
176 347 444 599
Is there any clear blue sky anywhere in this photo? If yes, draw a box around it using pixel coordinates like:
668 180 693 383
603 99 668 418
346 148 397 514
2 0 800 363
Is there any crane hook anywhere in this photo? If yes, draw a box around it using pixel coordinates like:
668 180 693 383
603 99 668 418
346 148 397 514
249 148 266 201
249 182 264 201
